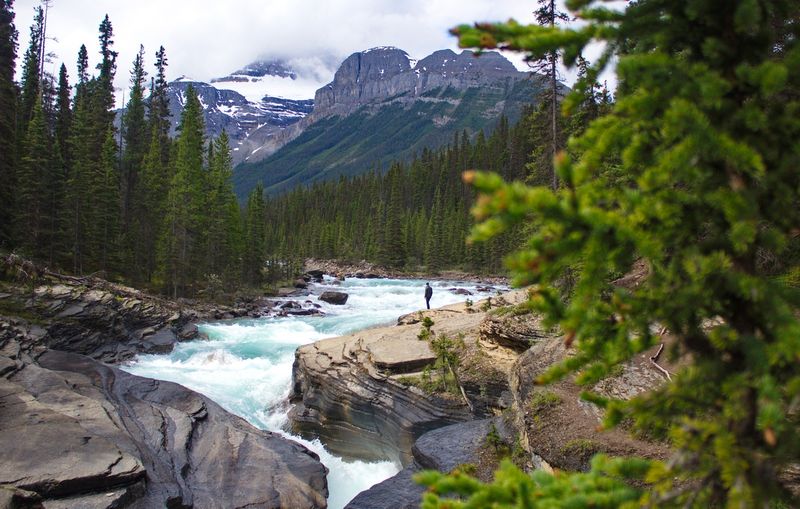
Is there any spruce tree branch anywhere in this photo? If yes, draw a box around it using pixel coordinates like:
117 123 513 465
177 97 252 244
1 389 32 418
448 363 474 412
649 342 673 382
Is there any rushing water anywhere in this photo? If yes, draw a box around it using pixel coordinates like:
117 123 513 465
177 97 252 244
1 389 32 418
123 277 499 508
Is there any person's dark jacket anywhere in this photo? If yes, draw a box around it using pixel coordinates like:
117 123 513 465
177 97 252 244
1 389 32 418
425 285 433 299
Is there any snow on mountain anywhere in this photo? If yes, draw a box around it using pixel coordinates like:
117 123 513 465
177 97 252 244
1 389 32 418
210 74 325 102
160 58 327 164
210 58 331 102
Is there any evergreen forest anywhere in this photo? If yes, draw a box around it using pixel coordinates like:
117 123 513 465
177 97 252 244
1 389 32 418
0 5 254 297
0 1 607 297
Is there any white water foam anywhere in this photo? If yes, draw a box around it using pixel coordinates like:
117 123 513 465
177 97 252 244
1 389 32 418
123 277 501 508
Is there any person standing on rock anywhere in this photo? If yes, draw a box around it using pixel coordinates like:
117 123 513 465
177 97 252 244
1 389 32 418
424 283 433 309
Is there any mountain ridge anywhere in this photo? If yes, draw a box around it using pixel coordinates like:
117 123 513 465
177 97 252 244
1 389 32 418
232 46 547 198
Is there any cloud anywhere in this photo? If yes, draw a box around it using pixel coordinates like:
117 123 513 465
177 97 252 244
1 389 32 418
12 0 616 105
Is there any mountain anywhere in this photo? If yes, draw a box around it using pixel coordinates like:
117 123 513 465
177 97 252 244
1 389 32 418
232 47 547 198
160 58 331 164
210 57 335 103
166 77 313 164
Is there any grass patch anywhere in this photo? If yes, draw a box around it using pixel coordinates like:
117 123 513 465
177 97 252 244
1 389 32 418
560 438 600 460
396 367 453 395
450 463 477 476
529 390 562 413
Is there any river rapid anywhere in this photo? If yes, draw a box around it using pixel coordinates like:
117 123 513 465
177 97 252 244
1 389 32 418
123 277 498 508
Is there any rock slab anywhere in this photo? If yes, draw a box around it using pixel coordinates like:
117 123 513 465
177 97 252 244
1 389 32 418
0 320 329 509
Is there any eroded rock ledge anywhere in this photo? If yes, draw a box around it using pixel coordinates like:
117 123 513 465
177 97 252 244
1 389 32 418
289 325 472 465
290 285 680 507
0 273 329 509
289 292 530 465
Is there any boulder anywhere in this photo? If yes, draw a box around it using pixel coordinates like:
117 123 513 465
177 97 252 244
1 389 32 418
353 272 381 279
294 279 308 289
305 269 325 282
319 291 349 305
177 323 198 341
281 300 302 310
449 288 473 296
347 419 499 509
286 309 324 317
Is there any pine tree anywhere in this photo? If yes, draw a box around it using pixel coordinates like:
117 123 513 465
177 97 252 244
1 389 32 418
16 98 49 257
75 44 88 86
94 14 117 123
148 45 171 162
243 183 267 285
53 64 71 164
157 84 205 297
135 128 168 284
49 63 71 265
424 186 445 271
382 164 406 268
206 130 243 286
121 45 148 264
438 1 800 506
87 128 121 273
129 45 171 285
530 0 568 190
0 0 17 247
64 46 93 274
17 6 41 130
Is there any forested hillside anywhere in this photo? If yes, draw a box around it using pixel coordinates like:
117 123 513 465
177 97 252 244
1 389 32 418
234 79 538 197
0 8 266 297
0 2 606 296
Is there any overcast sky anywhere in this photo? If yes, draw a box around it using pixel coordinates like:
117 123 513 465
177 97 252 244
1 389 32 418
12 0 608 106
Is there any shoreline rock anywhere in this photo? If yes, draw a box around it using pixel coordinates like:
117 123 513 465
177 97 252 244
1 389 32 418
0 272 331 509
319 291 349 305
0 347 329 508
289 292 530 465
346 418 504 509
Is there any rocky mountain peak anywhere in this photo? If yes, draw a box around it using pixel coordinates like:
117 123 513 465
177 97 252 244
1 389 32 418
332 47 412 86
313 47 530 117
415 49 518 76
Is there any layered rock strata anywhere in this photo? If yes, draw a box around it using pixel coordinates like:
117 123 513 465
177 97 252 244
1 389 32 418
289 292 529 465
0 273 329 508
6 278 203 364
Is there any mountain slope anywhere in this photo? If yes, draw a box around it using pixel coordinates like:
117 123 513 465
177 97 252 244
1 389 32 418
167 78 313 162
232 47 547 198
162 57 331 164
